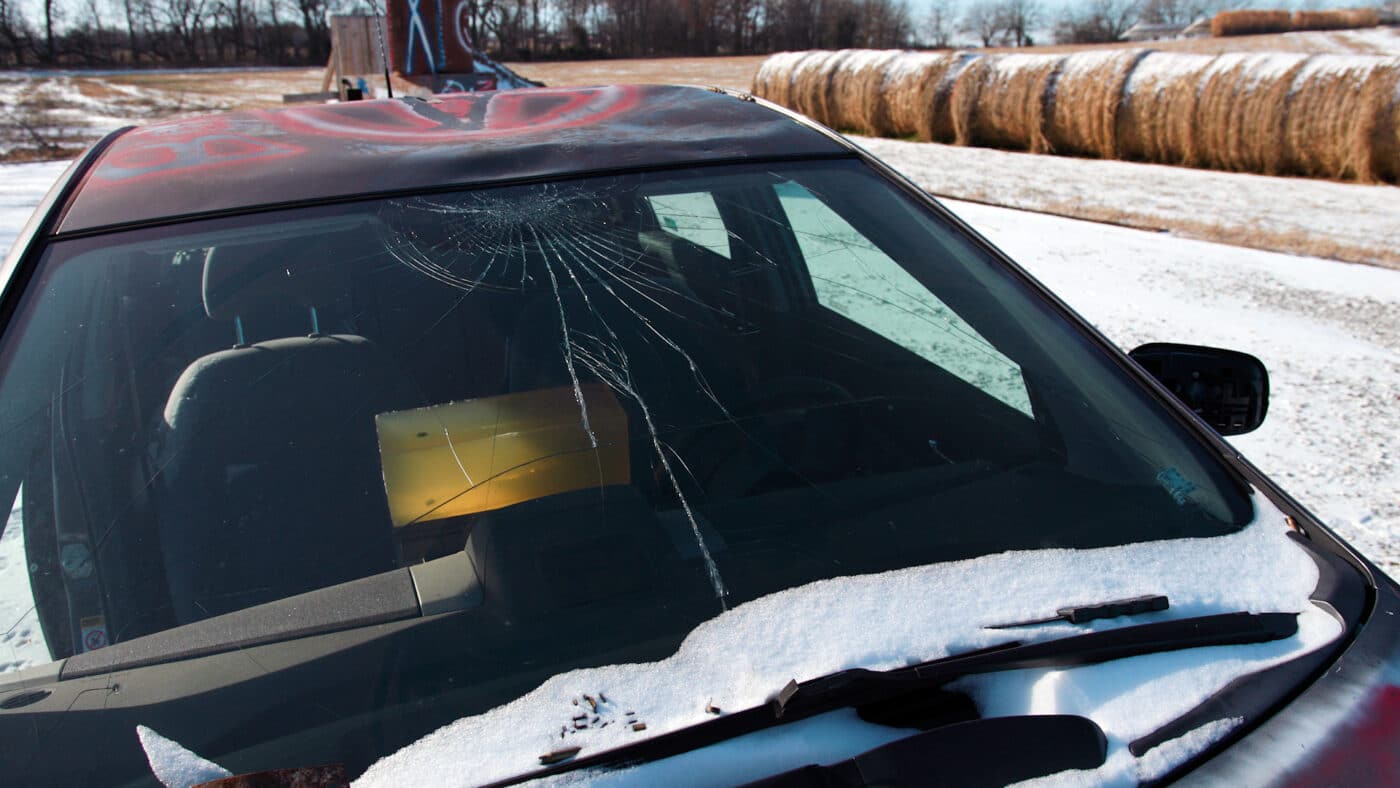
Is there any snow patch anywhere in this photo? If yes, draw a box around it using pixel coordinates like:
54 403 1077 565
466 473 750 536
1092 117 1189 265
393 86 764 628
358 496 1327 786
136 725 232 788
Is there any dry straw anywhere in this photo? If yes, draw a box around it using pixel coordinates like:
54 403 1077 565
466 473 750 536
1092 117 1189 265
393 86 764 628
1211 9 1293 37
1283 56 1398 180
832 50 905 134
878 52 981 141
955 53 1066 152
1291 8 1380 31
1115 52 1215 164
751 51 812 109
1194 53 1312 173
1046 48 1153 159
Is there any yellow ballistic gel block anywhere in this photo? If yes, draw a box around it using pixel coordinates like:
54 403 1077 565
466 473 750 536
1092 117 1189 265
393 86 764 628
376 383 630 527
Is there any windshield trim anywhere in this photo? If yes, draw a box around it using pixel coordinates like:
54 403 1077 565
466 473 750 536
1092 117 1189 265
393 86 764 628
44 152 863 244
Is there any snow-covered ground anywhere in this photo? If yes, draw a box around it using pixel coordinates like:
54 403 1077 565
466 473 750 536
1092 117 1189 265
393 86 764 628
852 136 1400 268
1 157 1395 579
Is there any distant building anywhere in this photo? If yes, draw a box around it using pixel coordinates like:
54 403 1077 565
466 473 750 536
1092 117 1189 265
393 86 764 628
1181 17 1212 37
1120 22 1186 41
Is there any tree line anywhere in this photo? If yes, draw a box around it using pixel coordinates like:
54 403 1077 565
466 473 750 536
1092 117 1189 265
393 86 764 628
0 0 1383 68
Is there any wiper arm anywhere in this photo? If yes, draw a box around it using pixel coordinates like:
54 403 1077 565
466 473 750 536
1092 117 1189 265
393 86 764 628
488 611 1297 787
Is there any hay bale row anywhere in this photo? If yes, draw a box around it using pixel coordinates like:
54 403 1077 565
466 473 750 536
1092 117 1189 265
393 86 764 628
1211 10 1293 37
1291 8 1381 31
750 48 1400 182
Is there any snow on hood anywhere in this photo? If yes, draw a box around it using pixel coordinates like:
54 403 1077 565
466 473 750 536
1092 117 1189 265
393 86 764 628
137 725 232 788
354 493 1339 786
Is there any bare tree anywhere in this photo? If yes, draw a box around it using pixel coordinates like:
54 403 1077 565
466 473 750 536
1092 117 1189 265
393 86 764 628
1053 0 1139 43
0 0 32 64
43 0 59 60
996 0 1038 47
962 0 1001 46
925 0 958 48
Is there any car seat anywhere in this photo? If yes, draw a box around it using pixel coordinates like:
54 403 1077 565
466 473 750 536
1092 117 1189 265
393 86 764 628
153 241 421 623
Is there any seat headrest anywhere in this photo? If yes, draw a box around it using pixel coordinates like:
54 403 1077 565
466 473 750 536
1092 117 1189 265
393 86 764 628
201 241 346 322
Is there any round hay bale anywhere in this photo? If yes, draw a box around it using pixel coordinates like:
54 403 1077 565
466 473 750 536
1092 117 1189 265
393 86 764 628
829 50 904 134
1283 55 1398 180
949 56 991 147
1116 52 1215 164
751 51 813 109
880 52 979 141
1045 48 1153 159
1194 52 1312 174
806 50 863 127
956 53 1066 153
787 50 841 121
1364 61 1400 182
1211 9 1292 37
1292 8 1380 31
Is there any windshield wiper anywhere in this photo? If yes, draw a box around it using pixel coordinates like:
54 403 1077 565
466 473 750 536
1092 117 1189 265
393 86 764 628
487 611 1297 787
987 593 1170 629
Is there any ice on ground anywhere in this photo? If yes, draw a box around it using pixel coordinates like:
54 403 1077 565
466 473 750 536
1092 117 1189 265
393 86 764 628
137 725 232 788
0 492 48 674
358 497 1333 786
1333 26 1400 55
0 161 69 256
851 134 1400 267
944 198 1400 571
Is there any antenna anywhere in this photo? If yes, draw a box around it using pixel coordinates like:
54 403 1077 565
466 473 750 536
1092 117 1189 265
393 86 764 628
374 12 393 98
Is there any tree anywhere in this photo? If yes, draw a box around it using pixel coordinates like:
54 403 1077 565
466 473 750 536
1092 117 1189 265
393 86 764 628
925 0 958 48
996 0 1037 47
962 0 1001 46
1053 0 1139 44
0 0 32 64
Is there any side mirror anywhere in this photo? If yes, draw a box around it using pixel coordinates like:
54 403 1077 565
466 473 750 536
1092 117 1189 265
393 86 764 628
1129 343 1269 436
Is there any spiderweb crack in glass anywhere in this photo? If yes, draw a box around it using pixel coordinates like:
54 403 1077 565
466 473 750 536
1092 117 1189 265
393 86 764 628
377 183 734 604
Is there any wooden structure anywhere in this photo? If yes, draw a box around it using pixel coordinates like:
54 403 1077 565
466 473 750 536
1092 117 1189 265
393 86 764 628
323 15 390 100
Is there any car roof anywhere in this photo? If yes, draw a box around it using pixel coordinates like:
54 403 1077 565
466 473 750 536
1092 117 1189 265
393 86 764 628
55 84 850 235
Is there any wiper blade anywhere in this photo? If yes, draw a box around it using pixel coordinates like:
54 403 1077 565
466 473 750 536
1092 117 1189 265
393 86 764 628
486 611 1297 786
987 593 1170 629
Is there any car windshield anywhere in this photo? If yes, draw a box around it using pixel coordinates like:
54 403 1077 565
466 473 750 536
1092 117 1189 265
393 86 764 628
0 159 1251 779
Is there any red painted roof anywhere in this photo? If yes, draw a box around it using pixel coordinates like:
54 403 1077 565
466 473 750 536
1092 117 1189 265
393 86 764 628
57 85 846 234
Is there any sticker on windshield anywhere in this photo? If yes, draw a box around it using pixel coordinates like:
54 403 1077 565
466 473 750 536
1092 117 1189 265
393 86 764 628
79 616 108 653
1155 467 1199 506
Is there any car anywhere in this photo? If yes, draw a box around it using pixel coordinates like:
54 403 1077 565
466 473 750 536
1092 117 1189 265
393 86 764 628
0 83 1396 787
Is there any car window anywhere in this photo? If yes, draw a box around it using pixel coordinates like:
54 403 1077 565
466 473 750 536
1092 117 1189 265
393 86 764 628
0 159 1253 784
776 182 1031 415
646 192 732 258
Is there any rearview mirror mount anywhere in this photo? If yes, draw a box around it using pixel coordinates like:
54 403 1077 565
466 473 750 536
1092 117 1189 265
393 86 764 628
1129 343 1269 436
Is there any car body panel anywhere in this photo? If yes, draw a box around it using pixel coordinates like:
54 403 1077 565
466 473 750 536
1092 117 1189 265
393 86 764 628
54 85 847 235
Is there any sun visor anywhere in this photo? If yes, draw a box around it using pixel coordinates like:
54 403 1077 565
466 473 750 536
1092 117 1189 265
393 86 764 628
376 383 630 527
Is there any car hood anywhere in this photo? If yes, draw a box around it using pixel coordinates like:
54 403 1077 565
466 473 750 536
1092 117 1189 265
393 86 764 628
140 491 1342 786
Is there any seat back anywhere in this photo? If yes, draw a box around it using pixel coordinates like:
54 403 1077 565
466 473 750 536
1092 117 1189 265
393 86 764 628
155 243 419 623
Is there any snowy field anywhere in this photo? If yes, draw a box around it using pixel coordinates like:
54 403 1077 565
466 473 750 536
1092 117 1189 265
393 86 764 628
853 136 1400 268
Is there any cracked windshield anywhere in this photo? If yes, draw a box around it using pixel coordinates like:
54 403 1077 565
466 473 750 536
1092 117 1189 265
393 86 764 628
0 159 1250 776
